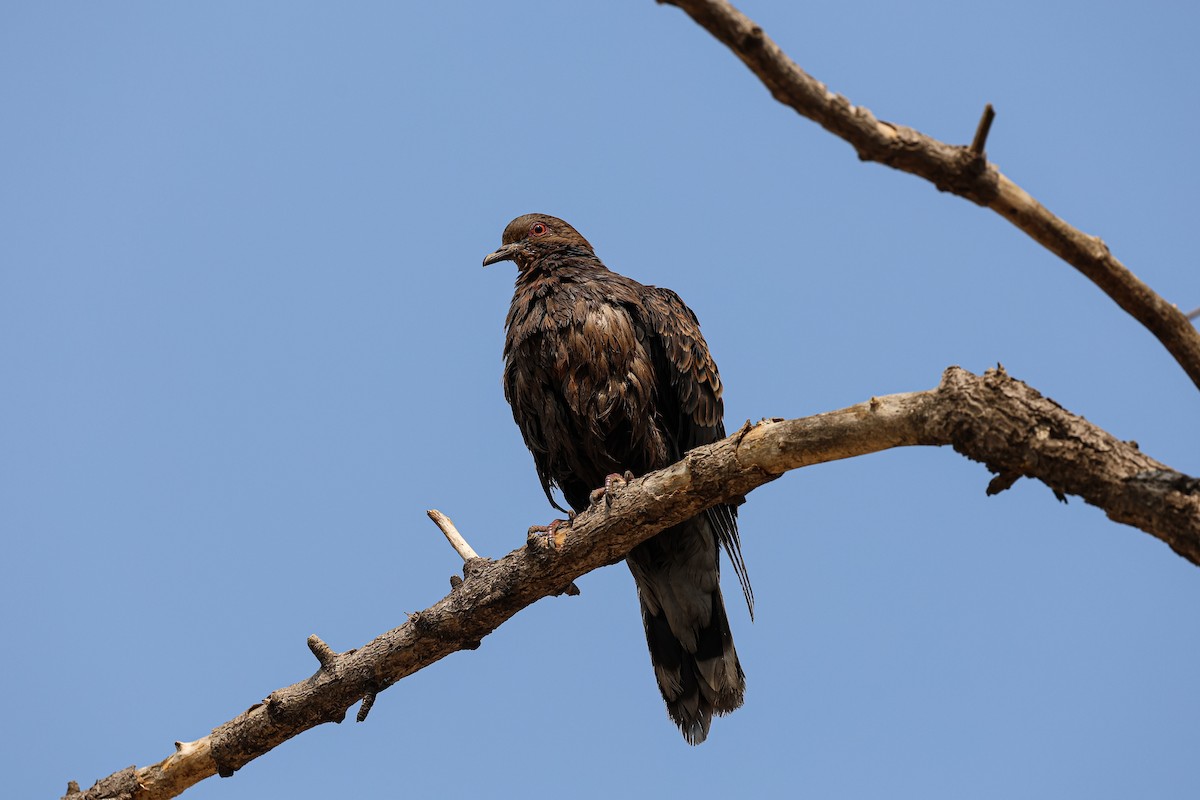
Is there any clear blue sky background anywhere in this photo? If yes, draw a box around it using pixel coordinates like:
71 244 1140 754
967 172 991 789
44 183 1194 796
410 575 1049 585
3 2 1198 798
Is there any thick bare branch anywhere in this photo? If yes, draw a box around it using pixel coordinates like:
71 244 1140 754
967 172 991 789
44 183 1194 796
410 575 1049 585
657 0 1200 391
64 367 1200 800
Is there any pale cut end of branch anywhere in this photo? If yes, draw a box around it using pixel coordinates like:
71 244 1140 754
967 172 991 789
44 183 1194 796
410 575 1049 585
970 103 996 155
174 738 205 756
307 635 337 669
428 509 480 561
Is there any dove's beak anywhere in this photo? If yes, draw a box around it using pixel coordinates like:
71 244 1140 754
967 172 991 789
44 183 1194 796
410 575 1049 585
483 243 520 267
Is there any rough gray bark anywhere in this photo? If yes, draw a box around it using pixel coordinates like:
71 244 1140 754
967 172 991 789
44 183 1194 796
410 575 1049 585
63 367 1200 800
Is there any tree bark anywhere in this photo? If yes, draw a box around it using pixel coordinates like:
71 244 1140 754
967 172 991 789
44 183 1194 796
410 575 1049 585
62 367 1200 800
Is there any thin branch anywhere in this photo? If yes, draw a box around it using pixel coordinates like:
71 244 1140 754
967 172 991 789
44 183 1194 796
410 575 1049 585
969 103 995 155
1186 306 1200 322
306 635 337 670
657 0 1200 391
427 509 479 561
63 367 1200 800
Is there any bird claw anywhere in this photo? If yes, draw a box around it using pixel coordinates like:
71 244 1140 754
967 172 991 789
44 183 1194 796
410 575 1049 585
589 471 636 508
528 516 572 549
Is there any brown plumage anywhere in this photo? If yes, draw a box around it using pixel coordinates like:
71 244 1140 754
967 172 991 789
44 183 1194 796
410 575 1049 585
484 213 752 744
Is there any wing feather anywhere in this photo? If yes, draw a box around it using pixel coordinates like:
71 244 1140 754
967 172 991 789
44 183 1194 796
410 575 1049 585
637 287 754 617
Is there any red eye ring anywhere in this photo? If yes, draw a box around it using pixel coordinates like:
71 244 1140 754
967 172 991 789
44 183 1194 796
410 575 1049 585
530 222 548 237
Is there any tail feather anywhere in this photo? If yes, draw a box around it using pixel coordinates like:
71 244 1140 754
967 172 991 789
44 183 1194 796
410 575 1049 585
628 517 745 745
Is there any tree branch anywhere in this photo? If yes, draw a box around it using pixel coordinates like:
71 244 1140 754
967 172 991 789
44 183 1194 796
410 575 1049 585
969 103 995 156
63 367 1199 800
427 508 480 561
657 0 1200 391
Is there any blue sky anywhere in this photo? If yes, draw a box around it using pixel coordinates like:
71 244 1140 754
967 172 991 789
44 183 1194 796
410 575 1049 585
3 2 1198 798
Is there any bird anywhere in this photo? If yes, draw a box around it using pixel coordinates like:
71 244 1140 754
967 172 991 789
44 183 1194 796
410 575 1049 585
484 213 752 744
